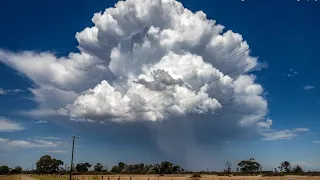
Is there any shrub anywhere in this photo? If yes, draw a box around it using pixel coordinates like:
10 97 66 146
92 176 100 180
191 173 201 178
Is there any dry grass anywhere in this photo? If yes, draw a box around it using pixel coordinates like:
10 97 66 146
30 174 68 180
70 174 320 180
0 175 21 180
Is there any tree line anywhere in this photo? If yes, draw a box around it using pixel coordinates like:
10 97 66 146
30 155 185 175
2 155 319 176
0 166 22 175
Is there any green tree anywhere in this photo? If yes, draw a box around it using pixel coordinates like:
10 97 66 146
160 161 173 174
118 162 126 173
237 158 261 174
172 165 181 173
36 155 64 174
180 168 185 173
0 166 10 175
10 166 22 174
134 164 141 173
139 163 145 173
278 161 291 173
145 164 153 174
94 163 103 172
52 159 64 172
153 164 160 174
292 164 303 173
76 162 92 173
110 166 119 173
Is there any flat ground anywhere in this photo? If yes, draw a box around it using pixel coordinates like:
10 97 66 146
71 174 320 180
21 176 38 180
0 176 21 180
17 174 320 180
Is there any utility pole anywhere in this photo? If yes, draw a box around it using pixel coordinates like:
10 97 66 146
70 135 79 180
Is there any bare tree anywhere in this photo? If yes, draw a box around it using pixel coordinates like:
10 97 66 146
224 161 232 174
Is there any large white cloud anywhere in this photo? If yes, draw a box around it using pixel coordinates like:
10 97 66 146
0 0 290 168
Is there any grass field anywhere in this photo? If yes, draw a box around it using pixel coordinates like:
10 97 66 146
30 175 68 180
0 175 21 180
65 174 320 180
25 174 320 180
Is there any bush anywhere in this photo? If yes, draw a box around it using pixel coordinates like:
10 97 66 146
92 176 100 180
191 173 201 178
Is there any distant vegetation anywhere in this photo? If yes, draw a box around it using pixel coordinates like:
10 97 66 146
0 165 22 175
2 155 320 177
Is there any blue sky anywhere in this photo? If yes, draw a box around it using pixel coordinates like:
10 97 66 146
0 0 319 172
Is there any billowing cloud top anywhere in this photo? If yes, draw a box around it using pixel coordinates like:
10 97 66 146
0 0 275 168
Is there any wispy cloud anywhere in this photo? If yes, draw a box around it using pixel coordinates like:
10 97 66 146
44 150 68 153
303 85 315 90
0 138 62 148
286 69 298 78
33 136 60 140
313 140 320 144
260 128 309 141
0 88 24 95
20 109 58 117
0 117 25 132
33 120 49 124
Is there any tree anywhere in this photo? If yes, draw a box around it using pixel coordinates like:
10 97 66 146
52 159 64 172
110 166 119 173
292 164 303 173
180 168 185 173
36 155 64 174
118 162 126 173
105 161 185 174
153 164 160 174
0 166 9 175
224 161 232 174
132 164 141 174
139 163 144 171
10 166 22 174
278 161 291 173
94 163 103 172
237 158 261 174
172 165 181 173
160 161 173 174
145 164 153 174
76 162 92 173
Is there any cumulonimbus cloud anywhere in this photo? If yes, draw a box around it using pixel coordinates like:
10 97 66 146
0 0 293 169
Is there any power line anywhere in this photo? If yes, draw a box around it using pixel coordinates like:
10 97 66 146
138 60 256 120
75 46 251 134
78 51 255 134
133 47 249 102
182 47 249 83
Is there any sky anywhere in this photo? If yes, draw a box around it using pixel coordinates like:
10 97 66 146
0 0 319 172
